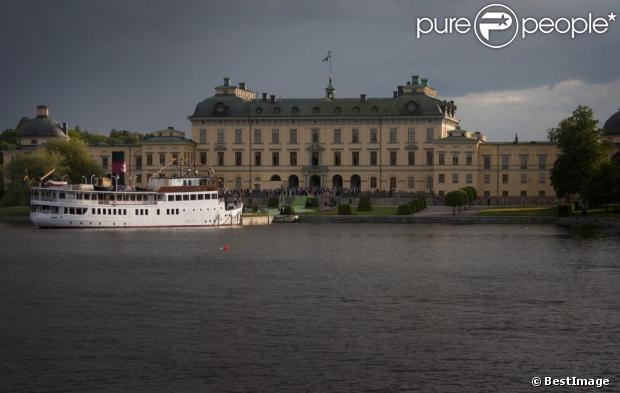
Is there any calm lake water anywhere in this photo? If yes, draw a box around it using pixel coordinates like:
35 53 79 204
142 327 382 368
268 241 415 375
1 223 620 392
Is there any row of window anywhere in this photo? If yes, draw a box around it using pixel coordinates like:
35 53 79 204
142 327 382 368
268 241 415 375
482 155 548 170
437 173 547 185
199 127 436 145
101 153 194 170
166 193 217 201
437 153 474 166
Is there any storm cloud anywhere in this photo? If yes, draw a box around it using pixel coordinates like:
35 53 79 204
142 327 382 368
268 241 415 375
0 0 618 141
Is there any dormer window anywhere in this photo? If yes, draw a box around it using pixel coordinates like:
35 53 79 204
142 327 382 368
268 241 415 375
371 106 379 113
312 106 320 113
334 106 342 114
291 106 299 114
215 102 225 113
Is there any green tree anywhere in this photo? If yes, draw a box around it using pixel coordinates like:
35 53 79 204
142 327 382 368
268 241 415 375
445 189 467 214
45 139 104 183
0 128 18 150
550 106 607 210
2 150 63 206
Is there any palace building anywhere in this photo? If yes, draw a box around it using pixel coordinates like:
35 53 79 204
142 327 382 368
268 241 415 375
3 74 586 204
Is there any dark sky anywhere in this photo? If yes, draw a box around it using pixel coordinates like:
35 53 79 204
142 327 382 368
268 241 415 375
1 0 618 141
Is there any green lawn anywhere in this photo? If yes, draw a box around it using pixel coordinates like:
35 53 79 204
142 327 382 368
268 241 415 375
477 206 556 217
304 206 398 216
0 206 29 217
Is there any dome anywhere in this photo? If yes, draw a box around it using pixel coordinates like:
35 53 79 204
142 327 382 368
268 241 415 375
18 106 67 138
603 108 620 136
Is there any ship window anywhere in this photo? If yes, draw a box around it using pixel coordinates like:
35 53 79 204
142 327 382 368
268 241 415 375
168 195 173 201
135 209 138 215
198 194 204 200
103 209 107 215
123 209 127 215
157 209 160 215
176 195 182 201
59 192 65 199
176 209 179 214
92 208 96 214
113 209 117 215
166 209 169 215
183 195 189 201
108 194 114 201
130 195 135 201
70 208 75 214
145 209 148 215
191 194 196 200
52 206 58 214
137 195 142 201
84 194 90 200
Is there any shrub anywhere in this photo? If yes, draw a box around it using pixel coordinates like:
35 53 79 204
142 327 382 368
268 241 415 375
357 196 373 212
414 198 424 211
396 204 412 215
463 186 478 203
446 190 468 213
280 205 294 215
408 200 419 213
267 197 279 208
338 204 352 215
557 204 573 217
305 196 320 208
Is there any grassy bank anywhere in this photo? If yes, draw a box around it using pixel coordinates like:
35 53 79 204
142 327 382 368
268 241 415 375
0 206 29 217
477 206 556 217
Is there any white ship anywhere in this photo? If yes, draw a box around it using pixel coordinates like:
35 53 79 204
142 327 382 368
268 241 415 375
29 176 243 228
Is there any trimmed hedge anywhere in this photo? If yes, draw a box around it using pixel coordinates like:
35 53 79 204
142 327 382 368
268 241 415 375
267 197 280 208
557 204 573 217
357 196 373 212
408 200 419 213
280 205 295 215
396 204 412 215
305 197 320 208
338 204 353 215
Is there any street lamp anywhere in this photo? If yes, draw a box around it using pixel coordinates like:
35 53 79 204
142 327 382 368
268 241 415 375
90 174 96 184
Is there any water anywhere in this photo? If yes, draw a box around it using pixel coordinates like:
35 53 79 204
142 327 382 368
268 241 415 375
1 223 619 392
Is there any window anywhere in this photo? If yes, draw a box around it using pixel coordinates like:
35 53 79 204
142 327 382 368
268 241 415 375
520 155 528 169
102 156 109 170
254 129 262 144
370 151 378 166
438 153 445 166
272 129 279 144
539 173 546 184
389 128 397 143
199 129 207 144
466 174 473 184
407 128 415 143
501 155 510 169
334 151 341 166
200 152 207 165
521 190 527 198
408 151 415 166
255 151 262 166
311 129 320 143
538 155 547 169
172 153 179 165
426 128 434 143
408 176 415 189
452 173 459 184
311 151 319 166
159 153 165 166
352 128 360 144
452 155 459 166
502 191 509 197
136 156 142 170
389 151 397 166
136 174 142 184
539 190 546 197
466 154 473 166
217 129 225 144
235 151 243 166
370 177 377 188
389 177 397 190
290 151 297 166
272 152 279 166
502 174 509 184
369 128 378 144
289 129 297 144
426 151 434 165
438 174 445 183
484 174 491 184
521 173 528 184
217 152 224 166
352 151 359 166
235 129 242 144
146 153 153 166
483 156 491 170
333 129 342 144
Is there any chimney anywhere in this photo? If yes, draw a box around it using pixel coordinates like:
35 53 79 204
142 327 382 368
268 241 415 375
262 92 267 101
269 94 276 104
239 82 246 90
412 75 419 85
360 94 367 102
421 78 428 86
36 105 49 118
397 85 404 96
393 91 398 98
223 77 230 86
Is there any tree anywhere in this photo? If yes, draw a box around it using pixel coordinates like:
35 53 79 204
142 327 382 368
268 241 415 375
45 139 104 183
549 106 607 210
445 189 467 214
2 150 63 206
